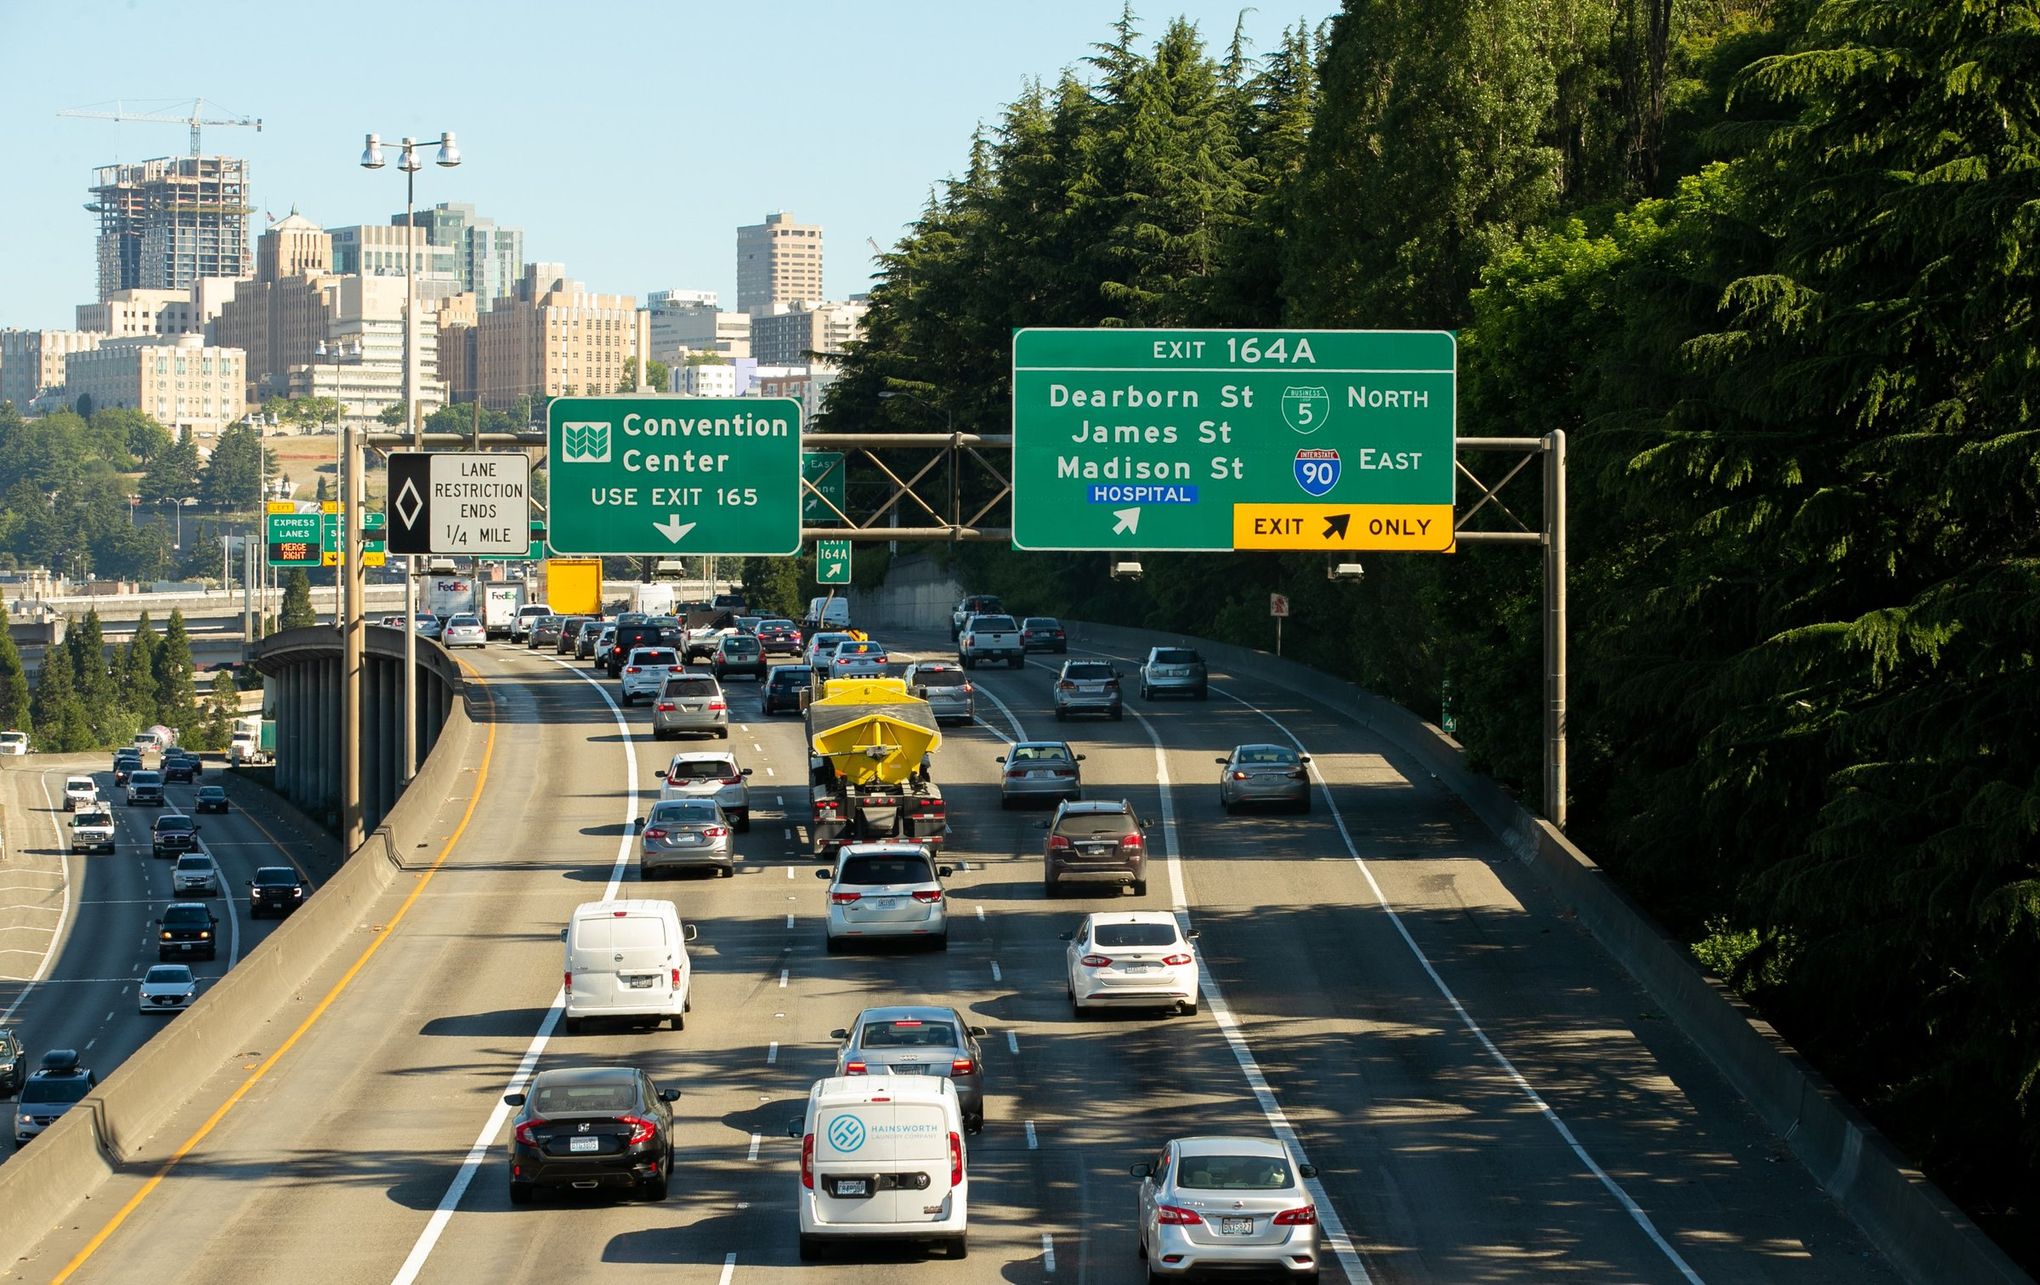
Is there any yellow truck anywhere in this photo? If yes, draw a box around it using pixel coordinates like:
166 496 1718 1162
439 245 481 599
805 677 947 857
542 558 603 617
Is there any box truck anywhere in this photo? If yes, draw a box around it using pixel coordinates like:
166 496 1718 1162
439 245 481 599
481 583 528 639
544 558 604 617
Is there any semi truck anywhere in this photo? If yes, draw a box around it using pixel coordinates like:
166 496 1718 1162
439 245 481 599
543 558 604 618
805 676 948 858
481 583 528 639
229 715 275 766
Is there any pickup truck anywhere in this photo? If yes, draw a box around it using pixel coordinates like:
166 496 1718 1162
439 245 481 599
950 594 1006 640
71 806 115 854
958 614 1025 669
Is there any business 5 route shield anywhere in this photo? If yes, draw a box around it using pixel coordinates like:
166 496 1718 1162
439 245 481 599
545 395 803 556
1010 328 1456 552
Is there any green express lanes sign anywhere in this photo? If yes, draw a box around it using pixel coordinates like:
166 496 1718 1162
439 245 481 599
546 396 802 556
1010 329 1456 552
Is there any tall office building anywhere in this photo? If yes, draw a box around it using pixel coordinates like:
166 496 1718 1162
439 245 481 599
474 264 635 410
393 202 525 310
647 289 750 363
750 299 868 366
87 156 253 300
736 211 823 315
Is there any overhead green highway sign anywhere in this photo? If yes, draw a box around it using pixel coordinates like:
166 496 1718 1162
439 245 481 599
546 395 803 556
1011 328 1456 552
815 539 852 585
803 450 846 524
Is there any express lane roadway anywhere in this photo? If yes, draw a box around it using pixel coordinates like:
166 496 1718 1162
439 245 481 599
11 637 1897 1283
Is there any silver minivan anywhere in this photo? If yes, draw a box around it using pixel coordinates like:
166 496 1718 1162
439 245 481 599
904 661 974 725
1139 646 1209 700
652 674 729 739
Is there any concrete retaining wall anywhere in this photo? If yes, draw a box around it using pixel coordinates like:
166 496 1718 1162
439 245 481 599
0 672 480 1255
1062 618 2026 1285
858 556 964 632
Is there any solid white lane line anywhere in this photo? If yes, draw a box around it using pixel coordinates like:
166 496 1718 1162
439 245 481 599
1124 704 1375 1285
971 681 1029 743
392 657 640 1285
1042 1232 1056 1273
767 1041 779 1065
1212 685 1705 1283
0 771 80 1025
1024 1119 1038 1150
716 1253 736 1285
747 1133 761 1161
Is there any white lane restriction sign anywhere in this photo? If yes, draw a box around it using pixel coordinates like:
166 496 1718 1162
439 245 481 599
386 452 532 556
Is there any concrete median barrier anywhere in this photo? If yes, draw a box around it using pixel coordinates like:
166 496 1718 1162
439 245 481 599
1064 618 2026 1284
0 674 480 1258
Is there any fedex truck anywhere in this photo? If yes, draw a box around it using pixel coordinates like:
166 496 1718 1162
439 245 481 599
481 583 528 639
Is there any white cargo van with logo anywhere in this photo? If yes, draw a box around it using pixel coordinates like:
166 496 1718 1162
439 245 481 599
561 900 696 1033
795 1074 969 1260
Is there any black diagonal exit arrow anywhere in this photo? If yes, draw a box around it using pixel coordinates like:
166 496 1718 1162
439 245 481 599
1322 513 1352 540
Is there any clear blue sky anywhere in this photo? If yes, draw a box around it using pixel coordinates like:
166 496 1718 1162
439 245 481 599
0 1 1330 329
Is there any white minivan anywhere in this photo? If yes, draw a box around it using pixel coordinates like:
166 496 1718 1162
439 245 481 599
795 1074 969 1260
561 900 696 1034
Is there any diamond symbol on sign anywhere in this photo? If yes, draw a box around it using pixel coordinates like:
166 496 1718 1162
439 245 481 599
395 476 424 530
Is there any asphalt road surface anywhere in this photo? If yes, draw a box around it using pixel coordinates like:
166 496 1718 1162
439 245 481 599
7 634 1899 1283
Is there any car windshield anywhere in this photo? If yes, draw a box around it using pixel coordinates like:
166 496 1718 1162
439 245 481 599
157 818 194 832
971 616 1018 631
174 855 210 868
531 1081 636 1115
837 854 935 885
811 634 850 651
773 668 813 686
1065 663 1114 680
132 773 161 784
668 759 734 782
721 638 759 652
1024 617 1060 628
1176 1154 1294 1190
448 615 479 626
1009 744 1072 763
1095 923 1179 948
1057 812 1137 838
631 650 679 667
1236 746 1299 765
199 787 225 797
163 907 209 925
650 801 720 825
144 966 191 984
254 869 299 886
860 1019 959 1049
916 668 966 688
836 643 882 656
761 619 795 630
1154 649 1201 665
22 1078 90 1105
662 677 718 697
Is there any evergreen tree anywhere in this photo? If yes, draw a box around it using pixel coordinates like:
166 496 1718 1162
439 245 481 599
281 569 317 629
154 609 199 738
31 645 90 753
199 422 264 508
0 619 32 732
65 609 122 746
138 427 202 503
195 670 238 752
738 557 803 620
119 612 160 728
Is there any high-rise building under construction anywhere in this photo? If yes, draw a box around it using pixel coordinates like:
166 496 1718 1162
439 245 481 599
86 155 253 300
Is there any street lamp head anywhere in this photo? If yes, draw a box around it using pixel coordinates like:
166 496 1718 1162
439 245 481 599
359 133 385 170
435 131 461 167
398 137 422 174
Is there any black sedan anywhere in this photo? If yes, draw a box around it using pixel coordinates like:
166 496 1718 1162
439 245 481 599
506 1067 679 1203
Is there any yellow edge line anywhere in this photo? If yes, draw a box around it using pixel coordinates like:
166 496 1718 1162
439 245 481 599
53 666 496 1283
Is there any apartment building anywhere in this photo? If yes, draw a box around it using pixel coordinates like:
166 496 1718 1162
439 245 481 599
0 329 105 409
474 264 635 410
736 211 823 315
62 335 246 432
749 298 868 366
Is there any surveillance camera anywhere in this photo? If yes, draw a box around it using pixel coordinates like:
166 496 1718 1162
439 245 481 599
1110 559 1144 581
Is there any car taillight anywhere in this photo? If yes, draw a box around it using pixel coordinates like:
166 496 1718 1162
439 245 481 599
912 889 943 903
702 825 729 838
1162 953 1193 966
720 773 742 785
644 828 668 841
708 700 726 712
655 702 676 712
950 1058 975 1075
960 684 973 694
1121 834 1144 850
844 1060 867 1074
1157 1204 1204 1225
831 891 861 904
1057 681 1075 691
563 971 572 991
1048 835 1072 851
949 1131 963 1185
1231 770 1250 780
625 665 640 673
1079 954 1112 968
801 1133 815 1189
670 968 681 988
1273 1205 1319 1225
620 1114 658 1146
1007 769 1027 779
513 1118 548 1146
815 799 841 814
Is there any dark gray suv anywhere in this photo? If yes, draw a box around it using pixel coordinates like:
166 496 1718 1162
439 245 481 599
1043 799 1151 898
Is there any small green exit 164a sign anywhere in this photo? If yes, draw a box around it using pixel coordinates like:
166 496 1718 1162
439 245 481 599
545 396 803 556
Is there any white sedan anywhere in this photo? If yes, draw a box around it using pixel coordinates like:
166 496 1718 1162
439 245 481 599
1064 911 1199 1017
137 964 198 1014
441 613 487 648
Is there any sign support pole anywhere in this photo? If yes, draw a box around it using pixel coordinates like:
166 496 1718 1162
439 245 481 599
341 418 365 851
1542 429 1568 829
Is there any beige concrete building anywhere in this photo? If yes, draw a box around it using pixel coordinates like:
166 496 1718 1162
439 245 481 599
328 223 464 303
436 293 480 405
649 290 750 363
750 298 868 366
0 329 105 410
280 275 445 432
75 288 204 338
736 211 822 315
474 264 635 410
62 335 246 432
257 210 332 279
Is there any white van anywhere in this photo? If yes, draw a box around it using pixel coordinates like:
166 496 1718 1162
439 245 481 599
561 900 696 1033
804 596 852 631
795 1074 969 1260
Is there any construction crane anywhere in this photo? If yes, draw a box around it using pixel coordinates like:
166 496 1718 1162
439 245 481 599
58 97 262 156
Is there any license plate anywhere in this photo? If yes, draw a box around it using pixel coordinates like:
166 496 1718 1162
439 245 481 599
569 1136 600 1153
888 1063 929 1074
835 1178 869 1196
1221 1216 1253 1235
870 898 896 910
1122 963 1155 972
626 975 657 989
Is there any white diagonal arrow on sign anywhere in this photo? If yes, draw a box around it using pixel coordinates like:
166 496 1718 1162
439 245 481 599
652 515 696 544
1112 506 1141 536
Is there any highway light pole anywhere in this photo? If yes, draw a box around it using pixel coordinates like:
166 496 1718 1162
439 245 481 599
362 128 459 792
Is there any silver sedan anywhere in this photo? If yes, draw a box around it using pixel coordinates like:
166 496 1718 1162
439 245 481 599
637 798 734 879
1217 744 1311 814
998 741 1084 808
1132 1136 1322 1280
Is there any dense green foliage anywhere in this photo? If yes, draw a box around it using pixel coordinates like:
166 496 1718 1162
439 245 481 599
821 0 2040 1249
280 569 317 629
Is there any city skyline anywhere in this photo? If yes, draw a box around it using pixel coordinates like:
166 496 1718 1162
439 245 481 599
0 2 1324 329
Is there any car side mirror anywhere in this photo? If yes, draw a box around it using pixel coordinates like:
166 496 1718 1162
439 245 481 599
635 817 647 831
937 866 954 878
969 1025 989 1037
503 1093 526 1107
1186 929 1201 940
815 868 832 879
558 927 569 941
246 880 255 888
153 918 162 926
994 755 1006 764
829 1028 849 1040
1058 931 1074 941
660 1088 681 1102
1215 757 1229 765
1129 1162 1154 1178
1075 754 1087 762
682 924 699 942
740 768 753 777
1298 755 1311 764
655 769 668 779
785 1118 803 1139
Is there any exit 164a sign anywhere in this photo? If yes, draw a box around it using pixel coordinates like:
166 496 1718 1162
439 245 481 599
547 396 803 556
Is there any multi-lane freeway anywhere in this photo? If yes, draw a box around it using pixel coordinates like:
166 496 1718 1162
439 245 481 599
6 631 1898 1282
